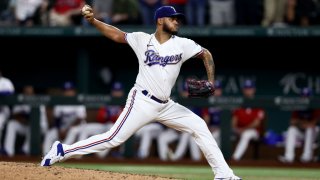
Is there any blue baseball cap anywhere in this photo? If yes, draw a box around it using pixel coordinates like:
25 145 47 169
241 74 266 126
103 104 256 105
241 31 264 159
154 6 184 21
242 79 255 89
63 81 75 90
214 80 222 89
301 87 312 97
112 81 123 91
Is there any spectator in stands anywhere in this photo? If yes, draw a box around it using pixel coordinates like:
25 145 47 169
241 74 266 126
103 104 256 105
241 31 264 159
261 0 287 27
49 0 85 26
8 0 48 26
0 0 15 26
162 0 187 17
231 79 265 161
0 70 14 153
3 85 48 157
42 81 87 155
285 0 297 25
208 0 235 26
138 0 162 25
0 0 10 15
235 0 263 25
185 0 206 26
78 81 125 159
285 0 318 26
279 87 320 163
82 0 113 26
111 0 140 25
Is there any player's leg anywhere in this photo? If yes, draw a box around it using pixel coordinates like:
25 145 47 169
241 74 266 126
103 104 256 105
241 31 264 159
171 132 189 161
189 134 202 161
157 101 235 178
61 89 157 160
209 0 224 26
136 125 153 159
282 126 300 162
157 128 178 161
232 129 258 161
42 128 59 155
63 124 86 145
22 126 31 155
78 123 105 141
0 106 10 148
136 123 163 159
300 127 316 162
212 128 221 147
4 120 26 156
78 123 112 158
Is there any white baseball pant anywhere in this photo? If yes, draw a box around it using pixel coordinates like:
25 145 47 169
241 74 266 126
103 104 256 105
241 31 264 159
43 124 85 155
0 106 10 147
232 128 259 161
4 120 30 156
158 129 201 161
78 122 114 158
283 126 318 162
212 128 221 147
62 88 234 177
135 122 164 159
172 132 201 161
158 128 179 161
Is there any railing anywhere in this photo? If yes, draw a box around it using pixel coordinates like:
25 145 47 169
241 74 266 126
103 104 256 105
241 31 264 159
1 26 320 37
1 95 319 158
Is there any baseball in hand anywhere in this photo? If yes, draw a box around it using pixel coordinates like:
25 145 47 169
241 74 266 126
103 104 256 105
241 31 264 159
81 5 91 15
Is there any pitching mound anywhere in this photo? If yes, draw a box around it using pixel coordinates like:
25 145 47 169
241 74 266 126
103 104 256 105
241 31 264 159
0 161 175 180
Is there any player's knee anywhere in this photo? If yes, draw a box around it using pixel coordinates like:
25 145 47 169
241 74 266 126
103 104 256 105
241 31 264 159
288 126 298 133
110 138 125 147
192 120 208 134
7 120 18 130
242 133 253 140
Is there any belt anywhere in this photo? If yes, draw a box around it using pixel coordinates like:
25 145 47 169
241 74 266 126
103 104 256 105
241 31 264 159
142 90 168 104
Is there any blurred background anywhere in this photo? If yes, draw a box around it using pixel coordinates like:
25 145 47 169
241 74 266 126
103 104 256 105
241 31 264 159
0 0 320 168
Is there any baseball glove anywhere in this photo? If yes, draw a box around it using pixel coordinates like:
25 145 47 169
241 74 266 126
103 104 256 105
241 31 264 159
186 79 215 98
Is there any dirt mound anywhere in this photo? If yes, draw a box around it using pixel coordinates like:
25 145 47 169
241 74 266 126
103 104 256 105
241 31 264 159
0 161 175 180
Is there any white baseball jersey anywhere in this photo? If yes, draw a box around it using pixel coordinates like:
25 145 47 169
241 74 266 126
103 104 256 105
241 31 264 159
12 104 31 115
125 32 203 101
53 105 86 130
0 77 14 94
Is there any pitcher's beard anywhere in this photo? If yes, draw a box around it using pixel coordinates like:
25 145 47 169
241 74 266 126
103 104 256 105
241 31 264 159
163 23 178 35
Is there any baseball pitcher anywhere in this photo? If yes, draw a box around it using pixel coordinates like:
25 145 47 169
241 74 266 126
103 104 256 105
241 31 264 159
41 5 241 180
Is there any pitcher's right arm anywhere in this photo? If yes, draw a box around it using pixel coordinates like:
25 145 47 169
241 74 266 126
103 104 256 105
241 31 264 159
82 5 126 44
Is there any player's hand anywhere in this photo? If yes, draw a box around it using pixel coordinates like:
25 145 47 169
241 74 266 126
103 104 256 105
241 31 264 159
186 78 215 98
81 4 94 23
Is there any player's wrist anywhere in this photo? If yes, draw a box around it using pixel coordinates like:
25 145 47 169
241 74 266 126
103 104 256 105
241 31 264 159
89 18 96 24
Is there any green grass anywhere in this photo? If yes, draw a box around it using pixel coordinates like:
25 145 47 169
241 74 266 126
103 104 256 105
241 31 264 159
59 163 320 180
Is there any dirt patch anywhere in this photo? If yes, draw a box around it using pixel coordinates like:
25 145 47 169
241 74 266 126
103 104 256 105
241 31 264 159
0 161 176 180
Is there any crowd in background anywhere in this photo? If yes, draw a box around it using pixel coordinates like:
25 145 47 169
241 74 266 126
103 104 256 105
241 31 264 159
1 70 320 163
0 0 320 27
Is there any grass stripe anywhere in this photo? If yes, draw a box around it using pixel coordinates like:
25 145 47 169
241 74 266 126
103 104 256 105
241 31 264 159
60 164 320 180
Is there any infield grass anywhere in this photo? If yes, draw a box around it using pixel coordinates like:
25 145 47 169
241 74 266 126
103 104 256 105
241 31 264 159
60 163 320 180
